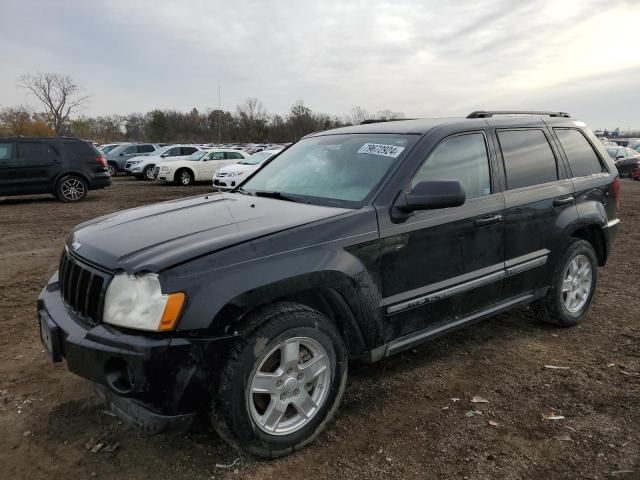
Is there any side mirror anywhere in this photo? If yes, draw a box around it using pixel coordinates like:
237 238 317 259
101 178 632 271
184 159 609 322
161 153 169 157
119 153 124 157
396 180 466 212
616 155 625 160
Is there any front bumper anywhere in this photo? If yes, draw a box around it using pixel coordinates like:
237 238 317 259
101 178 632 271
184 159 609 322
37 273 235 432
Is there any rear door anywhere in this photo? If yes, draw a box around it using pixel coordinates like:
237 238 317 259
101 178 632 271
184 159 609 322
198 151 226 180
16 141 60 193
0 141 17 195
493 128 576 299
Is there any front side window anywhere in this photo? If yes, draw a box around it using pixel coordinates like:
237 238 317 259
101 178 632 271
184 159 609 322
554 129 605 177
498 129 558 189
182 147 198 155
0 143 14 160
243 133 414 206
412 132 491 199
100 144 119 153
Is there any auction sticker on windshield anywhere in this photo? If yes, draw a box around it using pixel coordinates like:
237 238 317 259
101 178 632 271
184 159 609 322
357 143 405 158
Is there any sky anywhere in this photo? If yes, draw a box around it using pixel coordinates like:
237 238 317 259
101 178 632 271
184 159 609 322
1 0 639 130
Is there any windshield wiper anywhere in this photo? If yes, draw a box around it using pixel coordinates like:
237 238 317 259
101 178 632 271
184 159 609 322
254 190 305 203
233 186 255 196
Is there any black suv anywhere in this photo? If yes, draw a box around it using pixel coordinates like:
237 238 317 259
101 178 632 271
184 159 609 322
37 112 620 457
0 137 111 202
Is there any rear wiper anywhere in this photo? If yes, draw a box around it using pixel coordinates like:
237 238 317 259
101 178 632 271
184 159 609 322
254 190 305 203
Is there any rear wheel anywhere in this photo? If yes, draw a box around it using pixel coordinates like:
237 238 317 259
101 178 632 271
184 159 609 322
211 302 347 458
175 168 193 186
532 239 598 327
143 165 155 181
55 175 88 202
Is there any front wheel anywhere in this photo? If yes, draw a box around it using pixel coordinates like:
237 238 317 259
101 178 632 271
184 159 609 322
107 163 117 176
143 165 155 181
175 169 193 186
532 239 598 327
211 302 347 458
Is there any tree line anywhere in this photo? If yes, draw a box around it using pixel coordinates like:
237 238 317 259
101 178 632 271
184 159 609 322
0 72 404 143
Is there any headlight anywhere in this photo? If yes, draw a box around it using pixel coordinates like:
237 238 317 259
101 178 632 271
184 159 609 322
226 171 241 177
103 273 185 331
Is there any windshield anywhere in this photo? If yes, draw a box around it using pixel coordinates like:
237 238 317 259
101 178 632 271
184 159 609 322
606 148 621 158
241 150 279 165
153 145 174 156
188 151 208 161
242 134 414 206
100 144 120 153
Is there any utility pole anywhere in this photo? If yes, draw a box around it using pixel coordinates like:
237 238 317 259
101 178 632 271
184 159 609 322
218 84 222 145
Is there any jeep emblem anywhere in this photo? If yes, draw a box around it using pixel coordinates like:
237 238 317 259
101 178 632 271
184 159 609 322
72 240 81 251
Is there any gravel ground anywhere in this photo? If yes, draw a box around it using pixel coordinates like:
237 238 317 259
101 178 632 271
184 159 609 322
0 177 638 480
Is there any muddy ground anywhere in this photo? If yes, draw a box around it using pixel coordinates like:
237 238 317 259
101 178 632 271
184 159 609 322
0 177 638 480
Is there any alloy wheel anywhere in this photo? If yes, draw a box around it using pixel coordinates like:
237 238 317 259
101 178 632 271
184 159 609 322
561 254 593 313
60 178 86 201
248 337 331 436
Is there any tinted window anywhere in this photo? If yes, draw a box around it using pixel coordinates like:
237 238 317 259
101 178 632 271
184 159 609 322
20 142 57 158
122 146 137 154
412 132 491 198
226 152 244 160
166 147 181 156
554 129 605 177
65 140 98 156
0 143 14 160
139 145 156 153
498 129 558 189
182 147 198 155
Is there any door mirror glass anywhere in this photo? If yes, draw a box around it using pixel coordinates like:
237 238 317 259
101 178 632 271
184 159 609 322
398 180 466 212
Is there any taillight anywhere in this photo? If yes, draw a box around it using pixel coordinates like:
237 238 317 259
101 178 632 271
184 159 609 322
96 155 107 168
611 177 620 212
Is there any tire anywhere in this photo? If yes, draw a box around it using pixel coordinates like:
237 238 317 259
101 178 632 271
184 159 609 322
211 302 348 458
107 163 117 176
143 165 155 181
532 239 598 327
55 175 88 202
175 168 194 186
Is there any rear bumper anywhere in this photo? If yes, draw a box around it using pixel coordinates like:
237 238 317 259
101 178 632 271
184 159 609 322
37 273 235 429
89 174 112 189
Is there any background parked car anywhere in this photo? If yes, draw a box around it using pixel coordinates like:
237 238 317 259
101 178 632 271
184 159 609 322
607 146 640 180
0 137 111 202
156 149 250 185
213 149 282 190
126 145 201 180
98 143 122 154
104 143 159 175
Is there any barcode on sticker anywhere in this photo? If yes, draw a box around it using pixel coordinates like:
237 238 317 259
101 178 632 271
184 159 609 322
357 143 405 158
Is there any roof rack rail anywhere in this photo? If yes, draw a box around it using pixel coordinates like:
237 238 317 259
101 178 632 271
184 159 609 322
360 118 414 125
467 110 571 119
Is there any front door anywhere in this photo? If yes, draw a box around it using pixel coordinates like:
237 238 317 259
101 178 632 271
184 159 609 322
0 141 17 195
378 131 505 340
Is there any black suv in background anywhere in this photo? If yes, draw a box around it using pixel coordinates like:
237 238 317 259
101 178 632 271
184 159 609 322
37 112 620 458
0 137 111 202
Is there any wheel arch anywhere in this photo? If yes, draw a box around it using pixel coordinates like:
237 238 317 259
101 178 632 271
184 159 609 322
569 223 607 266
174 166 194 182
51 170 90 191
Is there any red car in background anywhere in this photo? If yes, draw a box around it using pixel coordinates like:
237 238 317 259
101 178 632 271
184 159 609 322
607 146 640 180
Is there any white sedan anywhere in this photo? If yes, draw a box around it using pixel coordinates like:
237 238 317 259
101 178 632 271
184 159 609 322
155 149 251 185
213 149 282 190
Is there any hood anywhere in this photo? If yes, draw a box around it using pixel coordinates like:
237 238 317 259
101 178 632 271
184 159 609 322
68 193 351 272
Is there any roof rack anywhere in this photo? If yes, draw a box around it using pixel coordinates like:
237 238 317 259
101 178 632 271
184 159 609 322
360 118 414 125
467 110 571 119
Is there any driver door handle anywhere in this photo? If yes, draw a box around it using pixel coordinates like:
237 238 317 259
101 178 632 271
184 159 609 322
553 196 575 207
474 214 503 227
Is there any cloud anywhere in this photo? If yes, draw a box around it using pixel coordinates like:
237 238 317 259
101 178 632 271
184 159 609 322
0 0 638 128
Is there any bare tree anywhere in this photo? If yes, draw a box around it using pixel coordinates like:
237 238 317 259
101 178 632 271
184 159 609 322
346 106 369 126
17 72 90 135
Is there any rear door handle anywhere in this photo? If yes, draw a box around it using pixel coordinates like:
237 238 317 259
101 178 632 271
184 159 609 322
474 214 503 227
553 196 575 207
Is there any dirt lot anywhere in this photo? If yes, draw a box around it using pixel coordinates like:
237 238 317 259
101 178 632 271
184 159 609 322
0 177 638 480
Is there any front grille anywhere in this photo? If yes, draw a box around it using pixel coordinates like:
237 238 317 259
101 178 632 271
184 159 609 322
59 251 109 325
216 172 228 177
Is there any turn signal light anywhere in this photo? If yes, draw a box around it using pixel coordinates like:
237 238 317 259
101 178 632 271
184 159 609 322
159 292 186 331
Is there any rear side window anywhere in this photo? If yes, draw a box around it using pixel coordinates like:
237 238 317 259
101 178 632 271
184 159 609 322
122 145 137 154
412 132 491 199
0 143 14 159
554 129 605 177
207 152 225 160
498 129 558 189
226 152 245 160
139 144 155 153
64 140 98 156
182 147 198 155
20 142 57 158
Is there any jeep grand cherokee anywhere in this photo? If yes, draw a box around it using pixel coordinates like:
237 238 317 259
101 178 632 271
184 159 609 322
37 111 620 458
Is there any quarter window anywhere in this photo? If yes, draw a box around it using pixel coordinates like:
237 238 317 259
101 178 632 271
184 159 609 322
139 144 156 153
226 152 244 160
554 129 605 177
412 132 491 199
498 129 558 189
0 143 14 160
